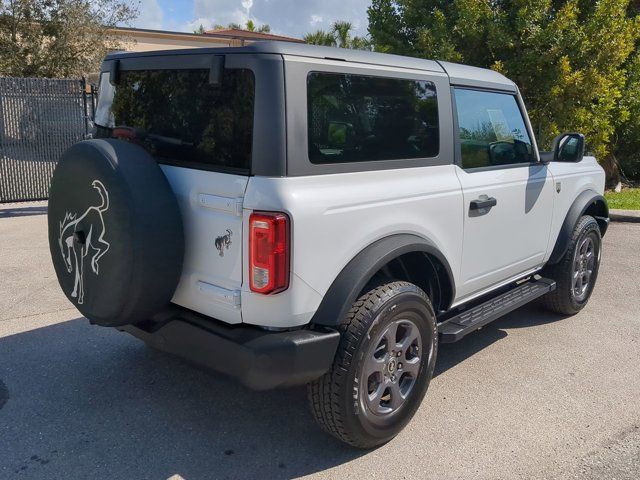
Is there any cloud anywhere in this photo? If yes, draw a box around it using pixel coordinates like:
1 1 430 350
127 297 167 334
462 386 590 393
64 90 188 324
190 0 371 38
135 0 164 30
192 0 254 28
183 17 215 32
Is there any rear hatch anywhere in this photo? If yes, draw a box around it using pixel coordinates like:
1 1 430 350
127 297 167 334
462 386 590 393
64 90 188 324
93 56 256 324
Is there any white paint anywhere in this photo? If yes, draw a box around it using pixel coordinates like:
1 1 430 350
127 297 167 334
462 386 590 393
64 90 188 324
242 165 464 327
160 164 248 325
454 164 555 300
159 155 605 329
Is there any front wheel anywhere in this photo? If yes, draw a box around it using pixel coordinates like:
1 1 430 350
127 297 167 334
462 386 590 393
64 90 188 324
308 281 438 448
540 215 602 315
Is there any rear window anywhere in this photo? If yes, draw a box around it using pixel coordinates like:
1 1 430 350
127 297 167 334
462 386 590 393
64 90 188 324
307 72 439 164
95 68 255 172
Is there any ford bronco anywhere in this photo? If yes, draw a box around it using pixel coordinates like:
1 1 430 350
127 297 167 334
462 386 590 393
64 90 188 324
47 42 609 448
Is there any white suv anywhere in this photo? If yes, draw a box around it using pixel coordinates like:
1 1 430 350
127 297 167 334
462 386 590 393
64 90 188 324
48 42 609 448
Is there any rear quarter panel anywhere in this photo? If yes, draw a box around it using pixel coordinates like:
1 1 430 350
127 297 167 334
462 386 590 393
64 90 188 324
241 166 464 328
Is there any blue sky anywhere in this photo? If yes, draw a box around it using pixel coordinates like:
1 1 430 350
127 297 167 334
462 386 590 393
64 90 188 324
134 0 372 38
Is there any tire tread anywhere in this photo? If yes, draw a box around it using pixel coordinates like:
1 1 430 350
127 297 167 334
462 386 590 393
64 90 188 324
540 215 600 315
307 281 429 447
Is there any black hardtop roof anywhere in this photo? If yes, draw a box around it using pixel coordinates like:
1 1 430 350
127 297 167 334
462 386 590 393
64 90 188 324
104 41 516 91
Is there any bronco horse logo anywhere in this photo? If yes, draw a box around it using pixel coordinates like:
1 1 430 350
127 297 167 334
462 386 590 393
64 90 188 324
58 180 110 304
215 229 232 257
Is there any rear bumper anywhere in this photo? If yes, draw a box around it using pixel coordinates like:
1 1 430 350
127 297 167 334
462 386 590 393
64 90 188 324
120 312 340 390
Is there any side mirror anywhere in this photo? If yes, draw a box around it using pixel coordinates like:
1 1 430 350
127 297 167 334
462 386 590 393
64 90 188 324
552 133 585 163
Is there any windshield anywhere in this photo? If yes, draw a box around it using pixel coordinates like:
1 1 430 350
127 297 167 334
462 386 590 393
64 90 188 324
94 67 255 172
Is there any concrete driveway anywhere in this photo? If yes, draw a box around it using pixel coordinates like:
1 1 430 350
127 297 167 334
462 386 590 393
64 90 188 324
0 203 639 480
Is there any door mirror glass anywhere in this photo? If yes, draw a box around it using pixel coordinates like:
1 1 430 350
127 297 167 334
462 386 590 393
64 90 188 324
553 133 585 162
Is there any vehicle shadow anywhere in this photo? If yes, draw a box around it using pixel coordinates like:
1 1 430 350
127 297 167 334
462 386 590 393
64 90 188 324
435 305 567 377
0 306 566 479
0 204 47 218
0 318 362 480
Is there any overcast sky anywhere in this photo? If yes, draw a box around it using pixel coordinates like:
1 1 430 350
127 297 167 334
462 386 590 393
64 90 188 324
133 0 372 38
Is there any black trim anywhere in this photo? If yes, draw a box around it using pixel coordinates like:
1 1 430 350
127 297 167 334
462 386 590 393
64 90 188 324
109 59 119 86
470 196 497 210
157 158 250 176
439 276 556 343
311 234 456 327
121 312 340 391
460 161 540 173
450 86 461 167
449 84 519 95
547 190 609 264
209 55 224 84
111 54 218 72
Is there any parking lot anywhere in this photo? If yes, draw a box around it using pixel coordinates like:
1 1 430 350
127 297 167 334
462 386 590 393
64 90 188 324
0 202 639 480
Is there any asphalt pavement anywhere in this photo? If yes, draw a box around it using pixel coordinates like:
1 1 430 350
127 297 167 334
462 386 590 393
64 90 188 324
0 202 639 480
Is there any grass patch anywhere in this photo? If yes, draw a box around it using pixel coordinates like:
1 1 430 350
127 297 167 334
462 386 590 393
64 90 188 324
605 188 640 210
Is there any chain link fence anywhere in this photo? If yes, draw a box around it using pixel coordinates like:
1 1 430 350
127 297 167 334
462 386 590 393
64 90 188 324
0 77 95 203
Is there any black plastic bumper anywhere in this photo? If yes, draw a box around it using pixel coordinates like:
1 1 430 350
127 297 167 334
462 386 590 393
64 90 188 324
120 313 340 390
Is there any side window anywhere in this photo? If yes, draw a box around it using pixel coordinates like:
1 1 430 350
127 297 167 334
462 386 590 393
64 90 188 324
454 88 534 169
307 72 439 164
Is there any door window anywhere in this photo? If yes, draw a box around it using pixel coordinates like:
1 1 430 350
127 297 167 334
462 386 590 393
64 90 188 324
454 89 534 169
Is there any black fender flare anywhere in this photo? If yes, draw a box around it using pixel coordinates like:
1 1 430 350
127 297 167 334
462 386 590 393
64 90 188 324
548 189 609 265
310 234 456 327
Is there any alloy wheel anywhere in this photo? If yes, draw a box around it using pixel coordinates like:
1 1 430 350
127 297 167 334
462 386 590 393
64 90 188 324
361 319 422 421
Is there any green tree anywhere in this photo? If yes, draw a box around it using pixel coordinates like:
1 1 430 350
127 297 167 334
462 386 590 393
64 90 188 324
0 0 137 77
615 49 640 181
368 0 640 176
304 20 372 50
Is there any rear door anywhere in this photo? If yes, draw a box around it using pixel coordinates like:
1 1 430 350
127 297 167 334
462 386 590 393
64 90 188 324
162 167 247 323
453 88 555 300
94 55 260 323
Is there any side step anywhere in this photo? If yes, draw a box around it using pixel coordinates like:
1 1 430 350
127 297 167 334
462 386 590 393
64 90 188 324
438 277 556 343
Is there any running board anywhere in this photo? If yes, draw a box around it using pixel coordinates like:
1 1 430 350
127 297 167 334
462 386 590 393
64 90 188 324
438 277 556 343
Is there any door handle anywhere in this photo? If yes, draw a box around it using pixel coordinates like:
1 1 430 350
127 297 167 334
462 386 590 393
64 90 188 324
470 196 497 210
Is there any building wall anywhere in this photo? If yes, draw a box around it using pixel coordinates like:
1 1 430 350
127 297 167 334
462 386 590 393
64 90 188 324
109 29 242 52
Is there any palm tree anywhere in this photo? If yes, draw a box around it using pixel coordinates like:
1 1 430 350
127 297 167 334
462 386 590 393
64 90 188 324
304 21 372 51
303 29 337 47
332 21 353 49
245 20 271 33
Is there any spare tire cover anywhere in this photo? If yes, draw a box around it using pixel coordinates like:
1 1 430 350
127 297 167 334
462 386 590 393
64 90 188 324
48 139 184 326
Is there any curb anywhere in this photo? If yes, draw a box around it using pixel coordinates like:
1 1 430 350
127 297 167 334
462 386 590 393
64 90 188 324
609 209 640 223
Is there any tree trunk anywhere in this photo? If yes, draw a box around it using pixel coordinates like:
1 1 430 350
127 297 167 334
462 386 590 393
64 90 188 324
602 153 621 190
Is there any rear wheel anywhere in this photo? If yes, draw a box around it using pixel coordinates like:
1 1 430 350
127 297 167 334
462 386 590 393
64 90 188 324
540 215 602 315
308 281 437 448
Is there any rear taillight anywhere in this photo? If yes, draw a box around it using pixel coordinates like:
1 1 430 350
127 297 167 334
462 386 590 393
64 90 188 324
249 212 290 294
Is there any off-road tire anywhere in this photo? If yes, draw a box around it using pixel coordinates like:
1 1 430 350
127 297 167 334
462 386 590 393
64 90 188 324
540 215 602 315
307 281 438 448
